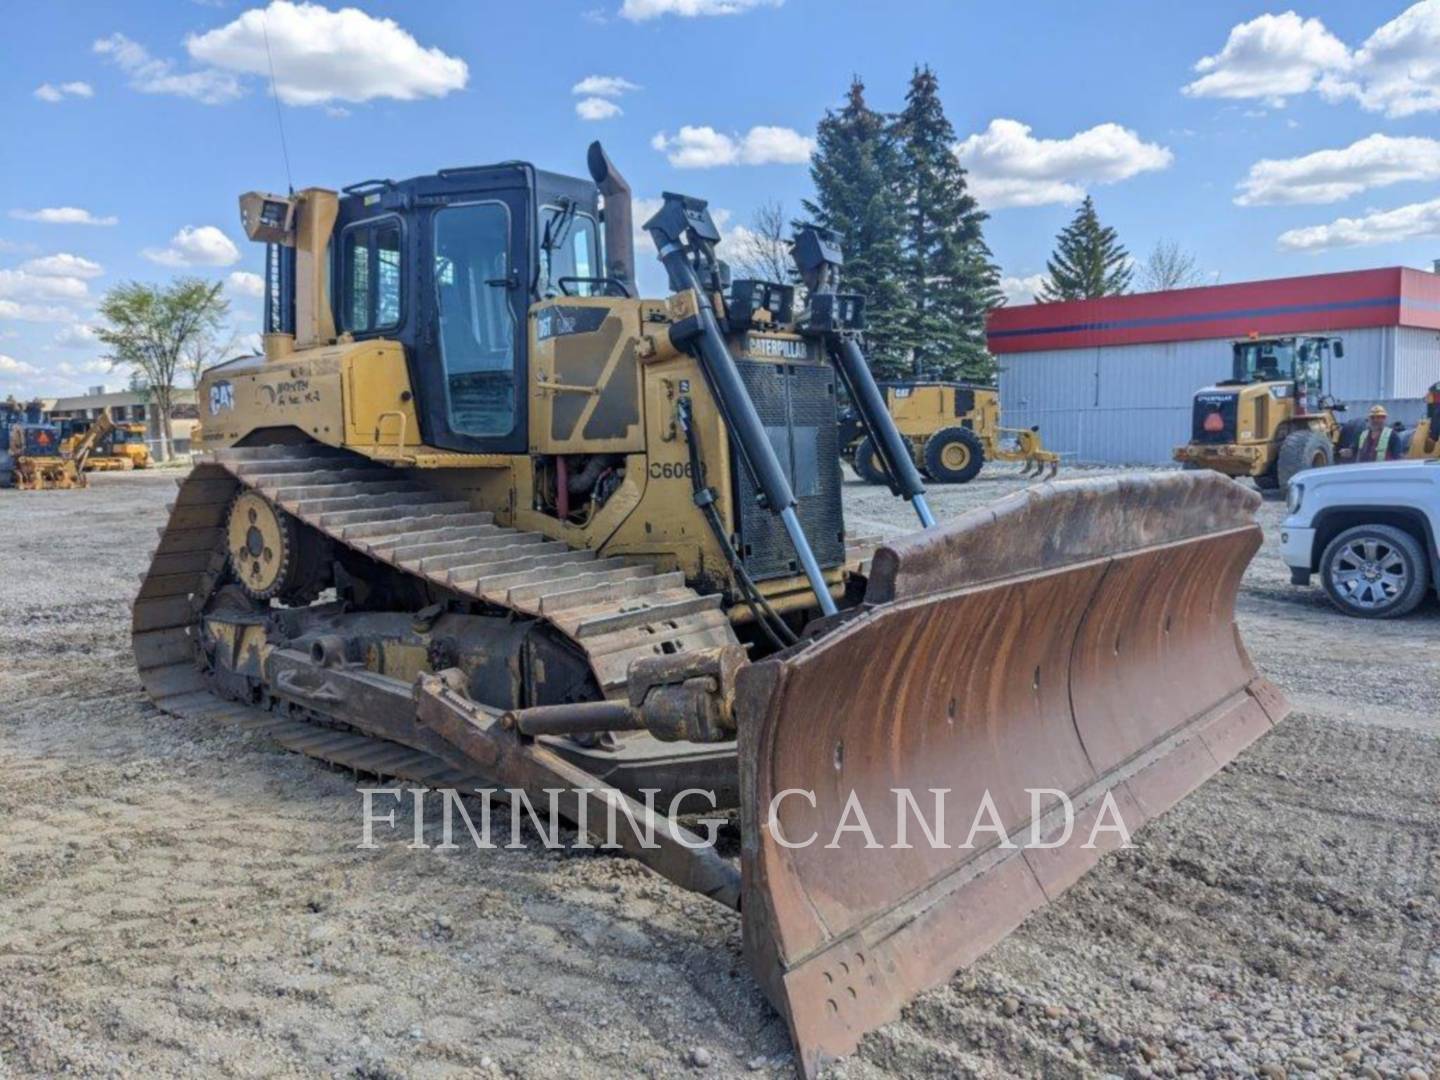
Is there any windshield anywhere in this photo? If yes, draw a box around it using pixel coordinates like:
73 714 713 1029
1234 340 1296 383
434 201 516 438
538 206 599 297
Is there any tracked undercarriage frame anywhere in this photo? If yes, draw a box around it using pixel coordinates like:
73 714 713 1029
136 445 1287 1077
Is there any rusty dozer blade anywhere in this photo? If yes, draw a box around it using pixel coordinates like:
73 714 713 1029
735 471 1288 1077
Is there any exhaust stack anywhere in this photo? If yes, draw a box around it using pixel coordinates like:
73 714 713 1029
587 141 635 292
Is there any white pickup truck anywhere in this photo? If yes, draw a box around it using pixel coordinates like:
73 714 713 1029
1280 459 1440 618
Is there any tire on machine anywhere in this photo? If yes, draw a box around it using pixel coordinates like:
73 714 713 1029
923 426 985 484
1276 428 1333 492
852 436 891 485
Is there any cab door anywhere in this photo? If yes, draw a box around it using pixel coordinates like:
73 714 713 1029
413 185 532 455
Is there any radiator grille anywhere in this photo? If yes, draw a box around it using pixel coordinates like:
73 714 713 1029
732 361 846 581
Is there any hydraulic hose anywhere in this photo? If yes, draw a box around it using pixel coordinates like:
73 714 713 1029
828 336 935 529
677 398 798 650
656 245 838 617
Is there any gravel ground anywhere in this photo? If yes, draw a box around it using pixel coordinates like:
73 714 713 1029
2 464 1438 1080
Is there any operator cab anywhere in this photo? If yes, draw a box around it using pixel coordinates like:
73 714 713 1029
257 162 612 457
1229 335 1342 390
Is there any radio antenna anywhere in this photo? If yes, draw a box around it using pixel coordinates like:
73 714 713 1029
261 11 294 194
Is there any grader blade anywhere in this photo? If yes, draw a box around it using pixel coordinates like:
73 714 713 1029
735 472 1287 1078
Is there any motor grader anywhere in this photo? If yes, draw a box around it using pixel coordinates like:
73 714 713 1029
1174 334 1346 493
841 379 1057 484
135 142 1286 1077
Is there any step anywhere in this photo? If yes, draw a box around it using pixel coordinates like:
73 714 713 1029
532 570 684 614
340 511 493 542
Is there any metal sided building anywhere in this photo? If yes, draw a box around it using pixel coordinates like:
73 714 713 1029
986 267 1440 465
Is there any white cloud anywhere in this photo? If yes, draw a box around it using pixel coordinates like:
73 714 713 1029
20 254 103 279
572 75 639 97
34 81 93 103
0 301 75 323
652 125 814 168
576 97 622 121
185 1 468 106
54 324 100 348
143 225 241 267
55 358 111 377
1186 3 1440 117
0 354 41 379
999 274 1047 305
1237 134 1440 206
1278 197 1440 251
0 269 89 302
94 32 243 105
620 0 779 19
954 119 1173 209
9 207 118 227
1184 12 1349 105
226 270 265 298
1321 0 1440 117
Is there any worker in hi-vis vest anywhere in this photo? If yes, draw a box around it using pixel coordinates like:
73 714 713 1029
1339 404 1402 463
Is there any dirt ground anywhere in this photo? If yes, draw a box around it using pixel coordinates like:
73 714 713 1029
2 465 1438 1080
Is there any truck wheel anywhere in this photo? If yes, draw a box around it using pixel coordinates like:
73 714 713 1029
1276 429 1333 491
923 427 985 484
852 437 890 485
1320 524 1430 618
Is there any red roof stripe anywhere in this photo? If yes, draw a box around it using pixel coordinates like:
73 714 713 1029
985 267 1438 354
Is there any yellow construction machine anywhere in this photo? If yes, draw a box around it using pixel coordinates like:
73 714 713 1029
1174 334 1346 493
1403 381 1440 459
841 380 1057 483
62 418 152 470
6 410 112 490
134 144 1285 1076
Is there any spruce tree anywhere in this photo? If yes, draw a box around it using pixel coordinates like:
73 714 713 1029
801 77 912 377
1038 196 1132 301
893 66 1001 382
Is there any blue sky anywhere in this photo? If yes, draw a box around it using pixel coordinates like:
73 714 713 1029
5 0 1440 396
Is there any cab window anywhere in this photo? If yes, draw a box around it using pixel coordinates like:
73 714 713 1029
538 206 599 297
434 202 516 438
341 218 402 334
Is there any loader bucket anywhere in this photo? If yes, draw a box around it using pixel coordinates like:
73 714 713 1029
735 471 1287 1077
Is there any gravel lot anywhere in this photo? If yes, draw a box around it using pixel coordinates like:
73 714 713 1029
2 465 1438 1079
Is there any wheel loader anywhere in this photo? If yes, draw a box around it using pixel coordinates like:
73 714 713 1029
134 142 1287 1077
1173 334 1346 493
841 379 1058 484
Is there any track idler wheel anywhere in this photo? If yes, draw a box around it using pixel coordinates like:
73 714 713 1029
226 490 329 604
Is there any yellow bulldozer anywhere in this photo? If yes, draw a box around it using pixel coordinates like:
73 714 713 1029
841 380 1058 484
135 144 1285 1077
1174 334 1347 493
